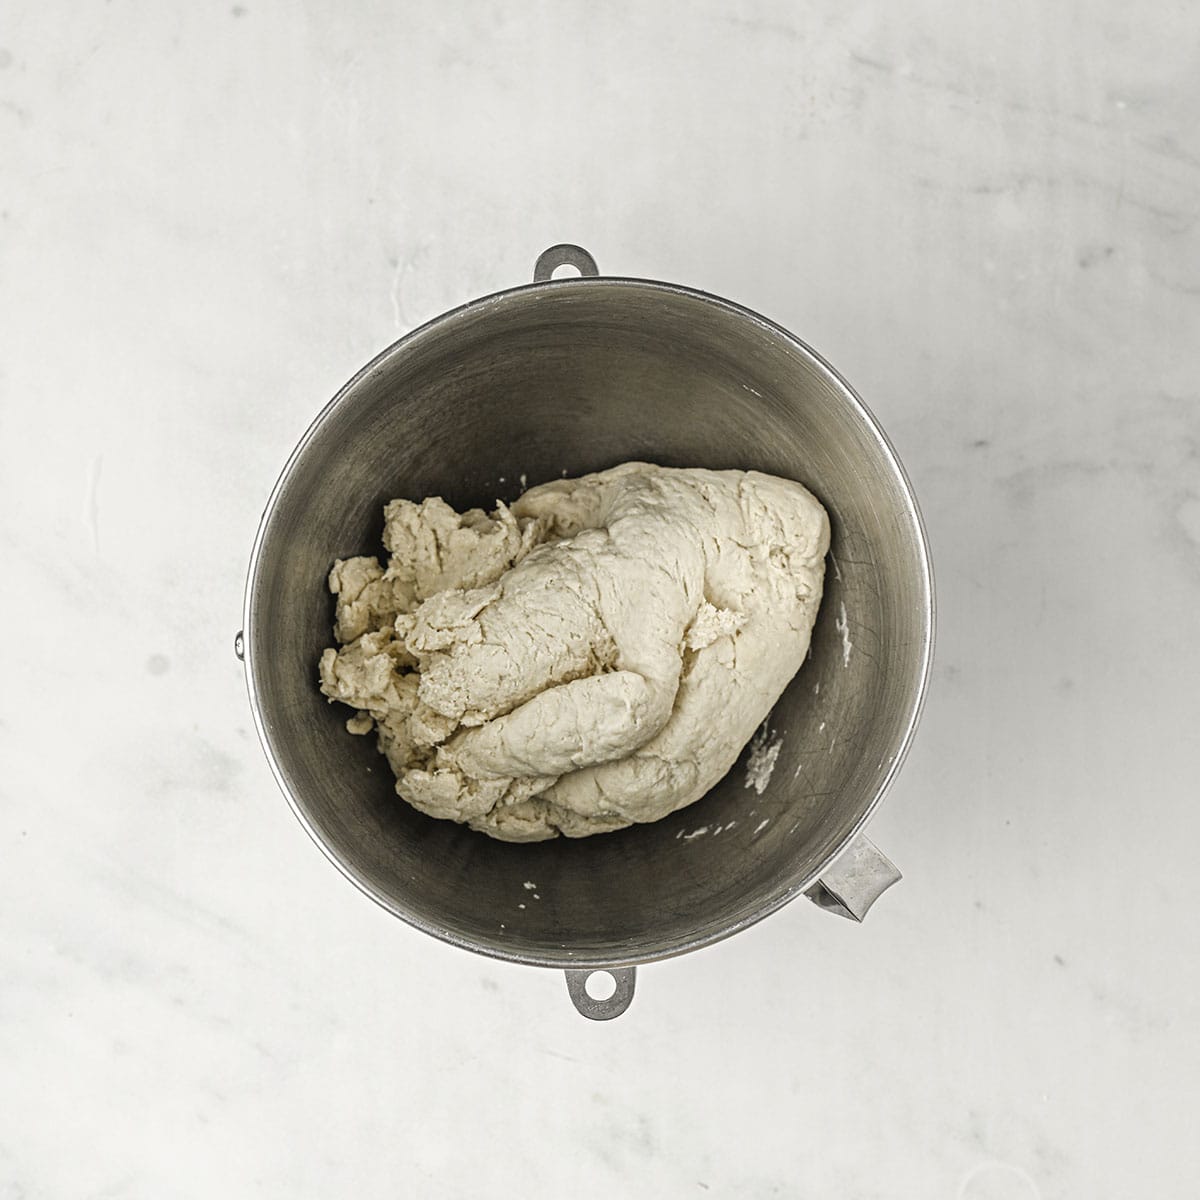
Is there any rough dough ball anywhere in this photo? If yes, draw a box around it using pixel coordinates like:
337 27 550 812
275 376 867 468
318 462 829 841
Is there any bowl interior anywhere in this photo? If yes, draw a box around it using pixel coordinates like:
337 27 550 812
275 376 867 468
246 279 931 967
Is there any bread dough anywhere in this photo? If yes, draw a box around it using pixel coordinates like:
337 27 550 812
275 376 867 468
319 462 829 841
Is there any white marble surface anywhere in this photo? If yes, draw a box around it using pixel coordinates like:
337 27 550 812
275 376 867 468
3 2 1198 1196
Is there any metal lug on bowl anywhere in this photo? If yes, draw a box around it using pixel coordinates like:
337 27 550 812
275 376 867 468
234 630 245 662
806 834 901 922
564 967 636 1020
533 243 599 282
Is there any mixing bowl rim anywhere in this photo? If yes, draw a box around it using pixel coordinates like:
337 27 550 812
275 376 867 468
242 273 936 970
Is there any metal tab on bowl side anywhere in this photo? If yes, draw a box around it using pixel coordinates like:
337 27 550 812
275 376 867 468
533 243 599 282
564 967 637 1020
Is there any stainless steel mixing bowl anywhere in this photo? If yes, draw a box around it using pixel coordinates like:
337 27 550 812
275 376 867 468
240 245 934 1019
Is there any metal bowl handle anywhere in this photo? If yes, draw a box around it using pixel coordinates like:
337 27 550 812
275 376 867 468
534 243 599 282
806 834 901 921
